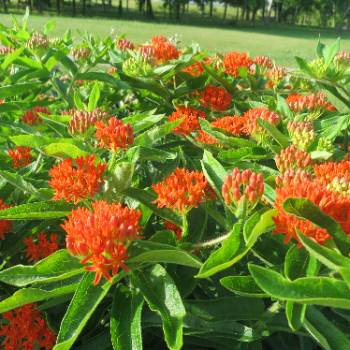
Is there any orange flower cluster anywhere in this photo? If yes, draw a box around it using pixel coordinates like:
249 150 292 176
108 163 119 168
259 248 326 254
0 199 11 240
222 168 264 208
275 145 312 173
49 155 106 203
168 106 206 135
243 107 280 135
24 233 59 262
286 92 336 112
140 36 180 64
68 109 108 134
195 115 247 145
0 304 56 350
314 160 350 184
164 221 182 240
199 85 232 111
95 117 134 150
254 56 273 69
22 106 49 124
265 66 287 88
70 47 91 60
182 61 204 77
152 168 208 213
223 52 253 77
117 38 135 51
274 172 350 244
62 200 141 285
275 169 313 188
335 51 350 65
8 146 32 168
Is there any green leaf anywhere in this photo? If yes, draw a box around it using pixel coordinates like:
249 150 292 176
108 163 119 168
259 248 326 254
304 306 350 350
218 147 270 162
128 241 202 269
283 198 350 254
1 47 24 70
284 245 309 281
0 284 78 313
127 146 176 163
276 94 293 118
44 19 56 35
43 143 88 158
286 301 306 332
249 264 350 309
134 119 182 147
257 118 289 148
54 272 118 350
88 82 100 112
110 289 144 350
0 201 73 220
295 57 314 75
133 264 185 350
201 149 227 197
77 71 128 89
0 82 41 98
323 37 340 67
125 187 182 226
10 135 76 148
0 250 82 287
220 276 266 297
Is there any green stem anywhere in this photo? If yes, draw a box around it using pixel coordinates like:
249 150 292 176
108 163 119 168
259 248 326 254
344 129 349 152
181 213 189 241
191 232 230 249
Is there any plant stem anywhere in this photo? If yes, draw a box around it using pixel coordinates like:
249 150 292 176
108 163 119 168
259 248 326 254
192 232 230 249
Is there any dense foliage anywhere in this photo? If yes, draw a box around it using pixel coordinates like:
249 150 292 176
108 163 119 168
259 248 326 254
2 13 350 350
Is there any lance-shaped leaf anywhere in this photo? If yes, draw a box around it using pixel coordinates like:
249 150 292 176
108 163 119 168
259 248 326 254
220 276 267 298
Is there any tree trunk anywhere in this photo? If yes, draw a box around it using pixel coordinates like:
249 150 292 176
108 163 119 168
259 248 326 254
2 0 7 12
223 2 227 20
201 0 205 15
175 0 180 20
82 0 86 15
209 0 213 17
262 0 265 20
118 0 122 14
126 0 128 11
72 0 76 16
56 0 60 14
146 0 153 17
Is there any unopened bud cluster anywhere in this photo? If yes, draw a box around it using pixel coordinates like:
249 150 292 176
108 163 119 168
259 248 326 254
122 57 152 76
27 32 49 50
287 121 315 150
0 46 15 55
70 48 91 60
275 169 312 188
317 137 335 153
328 176 350 196
309 58 327 78
334 51 350 66
68 109 108 134
222 168 264 209
117 39 135 51
275 145 312 173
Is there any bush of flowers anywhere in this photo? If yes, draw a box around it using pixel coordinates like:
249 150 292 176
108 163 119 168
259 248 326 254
1 13 350 350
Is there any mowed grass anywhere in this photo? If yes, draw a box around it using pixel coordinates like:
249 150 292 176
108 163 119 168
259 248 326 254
1 13 350 65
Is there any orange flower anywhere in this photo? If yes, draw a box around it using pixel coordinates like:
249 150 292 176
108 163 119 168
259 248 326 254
274 172 350 244
95 117 134 151
223 52 253 77
243 107 280 135
275 145 312 173
195 115 247 144
182 61 204 76
168 106 206 135
164 221 182 240
0 199 11 240
49 155 106 203
254 56 273 69
62 200 141 285
222 168 264 208
314 160 350 185
152 168 208 213
22 106 49 124
117 38 135 51
140 36 180 64
8 146 32 168
24 233 59 262
0 304 56 350
68 109 108 134
286 92 336 112
199 85 232 111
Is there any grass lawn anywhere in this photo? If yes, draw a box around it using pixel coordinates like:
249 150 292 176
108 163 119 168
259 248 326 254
1 12 350 66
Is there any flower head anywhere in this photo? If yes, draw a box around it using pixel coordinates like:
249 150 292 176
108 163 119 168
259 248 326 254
68 109 108 134
286 92 336 112
265 66 287 88
254 56 273 69
0 199 11 240
0 304 55 350
313 160 350 185
8 146 32 168
223 52 253 77
199 85 232 111
168 106 206 135
275 145 312 173
0 46 15 55
95 117 134 151
243 107 280 136
49 155 106 203
287 121 315 150
182 61 204 76
22 106 49 125
140 36 180 64
117 38 135 51
62 200 141 285
70 47 91 60
273 173 350 244
222 168 264 210
27 32 49 50
335 51 350 66
24 233 59 262
152 168 208 213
